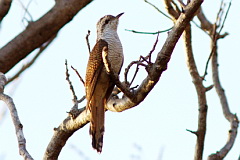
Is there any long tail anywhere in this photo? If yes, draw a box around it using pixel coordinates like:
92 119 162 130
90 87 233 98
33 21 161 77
89 98 105 153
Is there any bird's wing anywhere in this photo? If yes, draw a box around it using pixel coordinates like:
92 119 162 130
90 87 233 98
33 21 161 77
85 39 108 108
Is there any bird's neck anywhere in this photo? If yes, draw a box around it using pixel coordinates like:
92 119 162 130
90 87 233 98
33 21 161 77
97 29 119 43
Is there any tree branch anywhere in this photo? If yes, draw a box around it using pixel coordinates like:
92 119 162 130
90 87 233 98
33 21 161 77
163 0 181 20
144 0 173 20
195 2 238 159
0 73 33 160
125 27 173 35
85 30 91 54
207 31 239 160
43 108 89 160
196 7 213 34
6 34 57 85
183 24 208 160
0 0 12 22
0 0 93 73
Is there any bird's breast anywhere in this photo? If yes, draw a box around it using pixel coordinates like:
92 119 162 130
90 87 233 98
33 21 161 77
104 35 124 74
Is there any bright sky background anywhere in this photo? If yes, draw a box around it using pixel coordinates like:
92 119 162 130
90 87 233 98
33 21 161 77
0 0 240 160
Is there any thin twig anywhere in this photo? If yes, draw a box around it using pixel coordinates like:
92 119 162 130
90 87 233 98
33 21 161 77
144 0 173 20
202 1 222 79
86 30 91 54
77 95 86 104
127 55 151 87
191 20 209 36
124 60 147 87
124 60 138 86
186 129 197 135
171 0 182 15
163 0 181 20
215 0 224 28
202 2 231 79
23 0 34 22
71 66 85 86
65 60 78 103
148 33 159 63
129 63 140 87
202 44 215 79
125 27 173 35
17 0 33 24
218 1 231 35
124 34 159 86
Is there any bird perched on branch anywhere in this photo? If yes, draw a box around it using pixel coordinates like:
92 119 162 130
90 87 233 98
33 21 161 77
85 13 124 153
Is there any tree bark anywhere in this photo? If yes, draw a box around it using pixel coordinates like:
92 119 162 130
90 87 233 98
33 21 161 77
0 0 93 73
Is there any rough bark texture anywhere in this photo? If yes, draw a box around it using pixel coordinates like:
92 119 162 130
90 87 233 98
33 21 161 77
0 0 93 73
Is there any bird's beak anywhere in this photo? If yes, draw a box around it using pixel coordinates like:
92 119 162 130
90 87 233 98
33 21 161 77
115 12 124 19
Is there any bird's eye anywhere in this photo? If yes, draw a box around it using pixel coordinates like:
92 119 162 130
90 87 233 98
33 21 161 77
105 19 110 24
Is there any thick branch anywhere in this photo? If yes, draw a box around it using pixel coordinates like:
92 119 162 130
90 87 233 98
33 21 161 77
0 0 93 73
6 34 57 85
43 108 89 160
0 0 12 22
183 24 208 160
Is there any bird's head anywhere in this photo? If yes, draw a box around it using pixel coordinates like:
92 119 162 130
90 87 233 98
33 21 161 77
96 13 124 38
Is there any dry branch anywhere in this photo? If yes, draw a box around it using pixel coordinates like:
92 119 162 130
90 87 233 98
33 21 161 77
85 30 91 54
0 0 93 73
197 7 213 33
65 60 78 103
144 0 173 20
208 31 239 160
0 73 33 160
194 2 238 159
71 66 85 86
183 24 208 160
163 0 180 20
43 108 89 160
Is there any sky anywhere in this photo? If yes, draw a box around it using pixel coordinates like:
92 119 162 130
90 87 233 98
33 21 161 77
0 0 240 160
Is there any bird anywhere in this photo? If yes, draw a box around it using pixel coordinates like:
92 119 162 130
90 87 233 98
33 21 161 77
85 13 124 153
